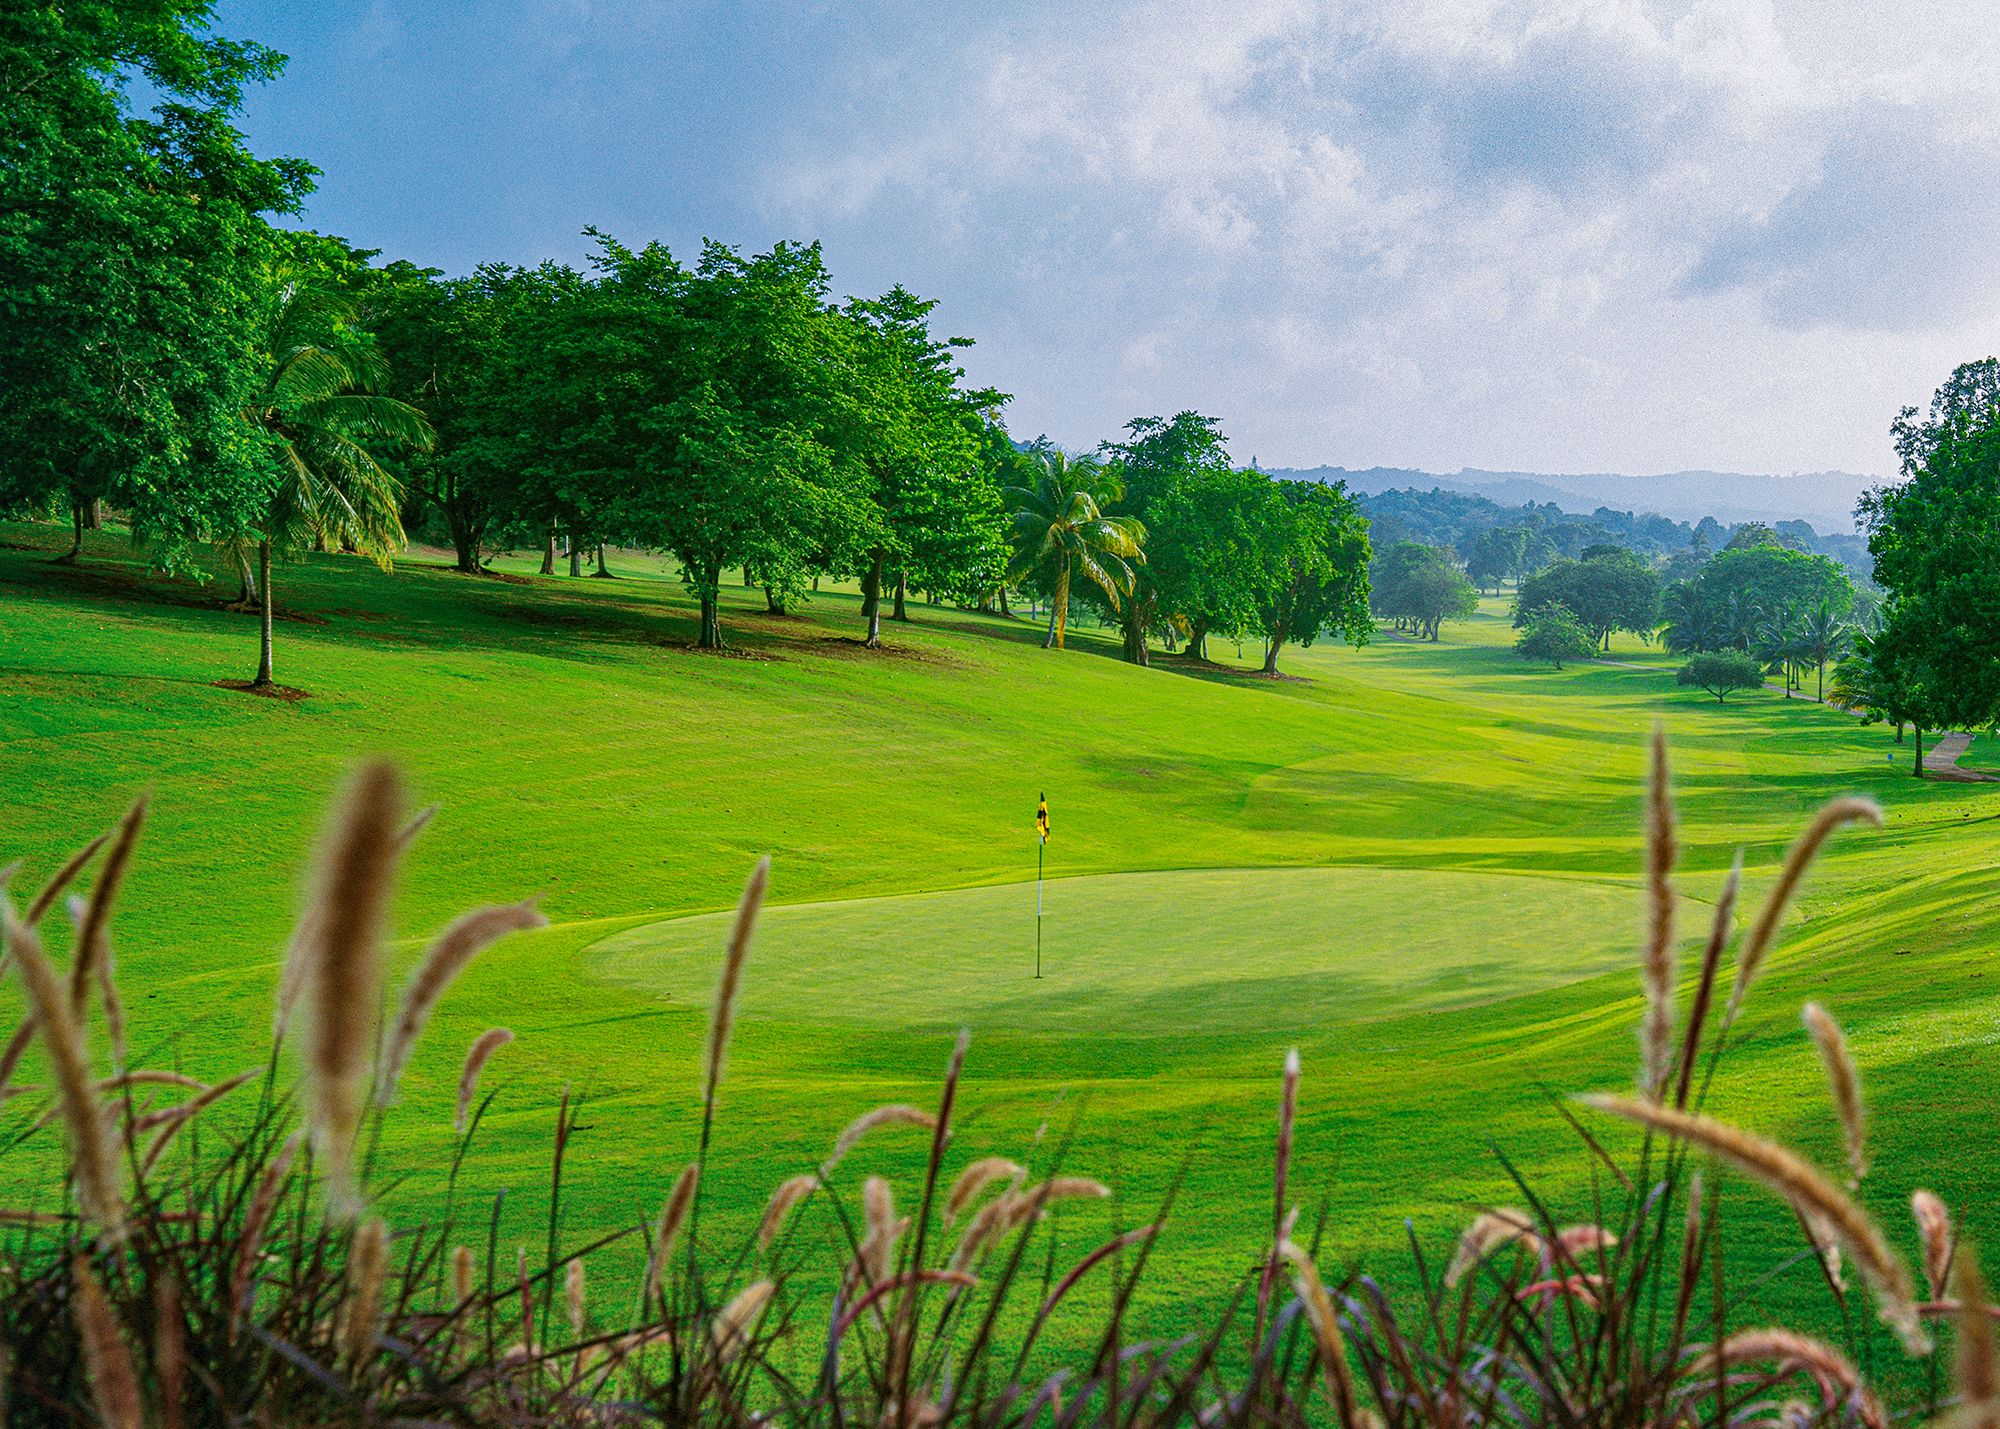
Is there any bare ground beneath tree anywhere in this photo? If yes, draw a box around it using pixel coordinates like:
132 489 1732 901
212 679 310 702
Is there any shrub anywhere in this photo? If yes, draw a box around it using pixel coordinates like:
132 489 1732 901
1679 649 1767 702
0 743 1984 1427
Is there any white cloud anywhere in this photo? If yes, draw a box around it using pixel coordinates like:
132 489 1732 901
756 0 2000 475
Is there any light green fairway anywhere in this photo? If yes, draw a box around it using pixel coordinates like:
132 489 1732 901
593 867 1684 1035
5 522 2000 1381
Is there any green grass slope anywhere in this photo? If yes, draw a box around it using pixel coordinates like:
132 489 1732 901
3 520 1998 1359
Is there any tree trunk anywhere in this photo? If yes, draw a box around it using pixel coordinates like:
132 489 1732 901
1189 619 1209 662
1912 726 1925 778
451 511 481 574
593 543 613 578
697 565 725 650
998 585 1012 617
764 584 785 614
1894 721 1905 743
254 540 275 688
568 533 582 578
861 552 885 648
234 549 258 606
1121 603 1149 666
1044 562 1071 649
541 524 556 576
83 497 103 530
54 501 85 563
1262 620 1289 676
891 571 909 622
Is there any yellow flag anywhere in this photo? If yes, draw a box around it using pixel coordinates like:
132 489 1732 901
1036 795 1050 843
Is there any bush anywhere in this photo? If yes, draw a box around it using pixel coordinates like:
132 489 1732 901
1678 649 1767 702
0 752 1981 1427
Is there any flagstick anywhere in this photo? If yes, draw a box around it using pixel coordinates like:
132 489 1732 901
1035 834 1044 979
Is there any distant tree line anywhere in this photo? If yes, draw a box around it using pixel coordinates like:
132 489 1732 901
1358 487 1870 584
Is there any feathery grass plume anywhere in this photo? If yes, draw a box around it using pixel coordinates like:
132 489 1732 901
1802 1002 1867 1185
822 1103 937 1175
340 1216 389 1369
757 1174 820 1248
24 831 107 926
303 760 403 1218
1585 1094 1927 1352
861 1175 898 1285
567 1257 587 1338
68 795 144 1024
456 1027 514 1134
709 1279 774 1365
1279 1240 1367 1429
1641 723 1678 1099
155 1275 185 1429
1444 1208 1539 1287
1726 797 1881 1025
452 1245 475 1304
1696 1329 1887 1429
1802 1207 1845 1292
949 1179 1108 1274
1676 851 1742 1107
228 1133 303 1342
946 1157 1024 1222
1915 1190 1956 1301
64 893 130 1070
703 856 768 1120
645 1163 700 1302
1953 1242 2000 1420
3 910 121 1239
71 1256 143 1429
379 899 545 1104
276 801 435 1040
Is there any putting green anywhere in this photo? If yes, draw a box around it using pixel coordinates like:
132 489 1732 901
588 866 1687 1038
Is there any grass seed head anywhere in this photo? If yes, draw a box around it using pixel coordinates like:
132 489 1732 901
1585 1094 1926 1352
1802 1002 1867 1184
340 1216 389 1369
1915 1190 1956 1301
945 1157 1024 1222
757 1174 820 1248
71 1256 143 1429
456 1027 514 1134
1727 797 1881 1025
3 910 121 1239
381 899 544 1103
1641 722 1678 1099
303 760 404 1218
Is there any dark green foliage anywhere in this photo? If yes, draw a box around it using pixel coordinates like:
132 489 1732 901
1513 602 1595 668
1370 541 1478 640
1676 650 1766 702
1863 361 2000 736
0 0 312 573
1252 481 1372 676
1513 545 1662 650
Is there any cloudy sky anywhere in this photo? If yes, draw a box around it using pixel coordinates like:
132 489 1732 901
214 0 2000 478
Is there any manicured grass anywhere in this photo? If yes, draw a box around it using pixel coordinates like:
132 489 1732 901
592 866 1694 1035
2 523 1996 1372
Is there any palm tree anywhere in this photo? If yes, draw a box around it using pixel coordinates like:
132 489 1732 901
1796 602 1853 703
243 279 433 688
1005 451 1145 650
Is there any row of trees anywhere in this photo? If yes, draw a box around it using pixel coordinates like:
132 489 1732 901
1023 416 1373 674
2 5 1382 680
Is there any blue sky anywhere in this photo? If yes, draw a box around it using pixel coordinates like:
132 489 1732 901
214 1 2000 478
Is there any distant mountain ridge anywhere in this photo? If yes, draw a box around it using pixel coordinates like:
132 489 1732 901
1264 465 1878 534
